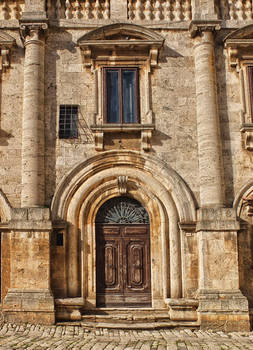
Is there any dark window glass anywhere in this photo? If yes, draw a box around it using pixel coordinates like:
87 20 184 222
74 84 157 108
107 71 120 123
104 68 139 124
56 233 64 246
123 70 137 123
59 105 78 139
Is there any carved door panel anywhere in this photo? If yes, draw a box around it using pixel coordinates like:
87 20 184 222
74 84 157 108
96 224 151 307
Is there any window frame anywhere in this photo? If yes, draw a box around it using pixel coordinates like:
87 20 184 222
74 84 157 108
248 66 253 122
103 67 140 124
59 104 79 139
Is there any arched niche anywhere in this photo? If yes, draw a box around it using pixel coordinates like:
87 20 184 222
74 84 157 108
51 151 197 308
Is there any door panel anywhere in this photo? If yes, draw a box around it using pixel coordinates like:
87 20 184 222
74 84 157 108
96 224 151 307
104 241 120 289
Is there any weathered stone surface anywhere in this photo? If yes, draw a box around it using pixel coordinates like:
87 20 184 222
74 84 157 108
0 0 252 332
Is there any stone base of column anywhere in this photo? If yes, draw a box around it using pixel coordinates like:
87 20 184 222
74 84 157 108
198 290 250 332
165 298 199 321
2 289 55 325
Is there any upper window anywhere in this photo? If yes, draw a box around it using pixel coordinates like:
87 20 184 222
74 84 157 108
103 67 139 124
248 66 253 122
59 105 78 139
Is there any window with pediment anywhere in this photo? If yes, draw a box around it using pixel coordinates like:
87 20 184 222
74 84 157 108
225 24 253 151
77 23 164 151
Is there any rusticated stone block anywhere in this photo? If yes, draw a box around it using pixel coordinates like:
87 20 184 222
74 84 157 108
3 289 55 325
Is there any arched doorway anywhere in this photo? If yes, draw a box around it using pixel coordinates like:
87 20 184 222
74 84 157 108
95 196 151 307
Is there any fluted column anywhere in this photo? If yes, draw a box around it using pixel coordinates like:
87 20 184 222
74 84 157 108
191 24 224 207
21 24 47 207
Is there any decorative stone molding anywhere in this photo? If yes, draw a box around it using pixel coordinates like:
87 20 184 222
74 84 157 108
20 22 48 43
91 124 155 151
118 175 128 195
240 124 253 150
128 0 192 22
0 0 25 20
225 25 253 151
47 0 110 20
243 194 253 216
189 20 221 38
78 23 164 68
225 25 253 69
234 180 253 220
78 23 163 152
0 31 15 71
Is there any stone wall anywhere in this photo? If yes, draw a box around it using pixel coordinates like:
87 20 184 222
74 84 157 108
0 0 252 331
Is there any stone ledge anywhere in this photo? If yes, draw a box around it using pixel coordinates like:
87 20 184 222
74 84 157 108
2 207 52 231
2 289 55 325
55 298 85 321
165 298 199 321
196 208 240 231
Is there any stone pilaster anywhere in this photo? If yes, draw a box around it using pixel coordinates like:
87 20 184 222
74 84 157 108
110 0 128 21
191 0 219 20
2 208 55 325
190 22 224 208
20 23 47 207
22 0 47 21
196 208 250 332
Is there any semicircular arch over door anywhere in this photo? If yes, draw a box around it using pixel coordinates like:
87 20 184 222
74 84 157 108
95 196 151 307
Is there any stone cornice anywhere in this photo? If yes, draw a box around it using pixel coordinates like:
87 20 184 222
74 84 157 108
189 20 222 38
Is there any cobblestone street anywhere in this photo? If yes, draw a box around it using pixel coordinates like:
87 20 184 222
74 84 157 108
0 324 253 349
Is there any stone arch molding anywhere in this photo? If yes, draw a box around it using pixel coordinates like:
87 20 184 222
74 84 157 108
51 151 196 223
51 151 197 306
234 180 253 219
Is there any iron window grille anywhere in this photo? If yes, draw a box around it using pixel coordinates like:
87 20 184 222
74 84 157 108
103 67 140 124
59 105 78 139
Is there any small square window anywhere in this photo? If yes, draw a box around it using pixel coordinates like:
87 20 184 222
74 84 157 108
59 105 78 139
103 68 140 124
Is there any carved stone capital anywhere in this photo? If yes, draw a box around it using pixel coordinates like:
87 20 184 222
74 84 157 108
189 20 221 38
20 22 48 44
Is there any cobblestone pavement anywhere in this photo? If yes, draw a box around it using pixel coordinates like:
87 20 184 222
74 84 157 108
1 324 253 349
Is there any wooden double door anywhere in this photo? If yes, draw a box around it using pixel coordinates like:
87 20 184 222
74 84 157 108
96 224 151 307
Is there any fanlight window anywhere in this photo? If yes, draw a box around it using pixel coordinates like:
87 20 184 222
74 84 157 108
96 197 149 224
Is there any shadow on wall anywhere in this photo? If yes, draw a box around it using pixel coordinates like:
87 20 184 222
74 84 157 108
215 30 235 207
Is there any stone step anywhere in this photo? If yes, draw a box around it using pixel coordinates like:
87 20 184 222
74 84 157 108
75 309 200 330
56 320 200 330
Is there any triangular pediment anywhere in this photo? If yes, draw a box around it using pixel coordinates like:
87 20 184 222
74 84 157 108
0 31 15 46
225 24 253 42
78 23 164 44
78 23 164 68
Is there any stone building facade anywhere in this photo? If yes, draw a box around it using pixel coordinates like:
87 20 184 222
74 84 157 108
0 0 252 332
